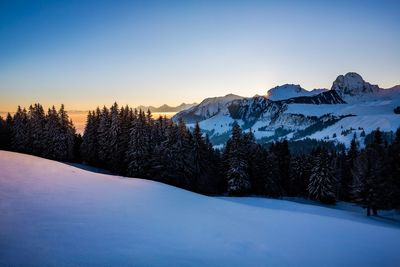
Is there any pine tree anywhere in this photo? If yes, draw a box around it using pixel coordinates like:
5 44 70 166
151 118 176 183
224 122 250 195
114 105 132 174
0 116 6 149
270 140 291 195
81 110 100 165
289 155 311 197
11 106 30 153
41 105 76 161
171 118 194 188
249 144 266 195
259 151 282 197
28 103 46 156
338 136 359 201
108 102 121 171
388 128 400 209
352 128 389 215
191 122 220 193
59 104 76 161
191 122 206 191
5 103 77 160
146 115 168 180
44 106 62 159
126 110 151 178
352 149 382 215
308 149 336 204
0 113 12 150
338 149 349 200
97 106 111 166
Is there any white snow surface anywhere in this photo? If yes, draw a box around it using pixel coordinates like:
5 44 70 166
285 96 400 146
1 151 400 267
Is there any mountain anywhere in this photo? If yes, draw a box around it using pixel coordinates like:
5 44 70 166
330 72 382 103
136 103 196 113
173 72 400 147
174 94 244 124
2 151 399 266
266 84 327 101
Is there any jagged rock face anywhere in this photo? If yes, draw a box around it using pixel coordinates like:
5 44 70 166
225 91 345 130
174 86 346 130
331 72 380 96
228 91 345 122
228 96 285 123
279 90 345 105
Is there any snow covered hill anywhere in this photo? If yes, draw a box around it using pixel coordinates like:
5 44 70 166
1 151 400 267
173 72 400 147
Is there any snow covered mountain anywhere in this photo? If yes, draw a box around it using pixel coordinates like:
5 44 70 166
1 151 400 266
330 72 382 103
266 84 327 101
173 73 400 147
174 94 244 124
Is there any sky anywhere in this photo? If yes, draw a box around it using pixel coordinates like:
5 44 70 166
0 0 399 111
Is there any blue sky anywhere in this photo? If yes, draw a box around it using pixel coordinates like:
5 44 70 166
0 0 399 110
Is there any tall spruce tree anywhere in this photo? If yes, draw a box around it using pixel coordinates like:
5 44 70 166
27 104 46 156
12 106 30 153
352 129 389 215
262 149 281 196
59 104 76 161
224 122 250 195
114 105 133 174
172 118 195 188
126 110 151 178
97 106 111 166
81 110 100 165
289 155 312 197
270 140 291 195
388 128 400 209
191 122 220 193
308 149 336 204
0 113 12 150
108 102 121 171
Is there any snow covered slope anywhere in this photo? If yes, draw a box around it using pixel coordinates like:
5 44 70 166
1 151 400 267
174 73 400 147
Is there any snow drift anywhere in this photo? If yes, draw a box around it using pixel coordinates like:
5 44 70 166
1 151 399 266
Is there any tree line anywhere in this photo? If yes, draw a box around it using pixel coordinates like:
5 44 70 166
0 104 80 161
1 102 399 216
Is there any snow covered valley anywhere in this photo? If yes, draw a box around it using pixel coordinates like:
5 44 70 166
1 151 399 266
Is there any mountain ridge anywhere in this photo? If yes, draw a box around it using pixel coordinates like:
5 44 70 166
173 72 400 147
136 102 196 113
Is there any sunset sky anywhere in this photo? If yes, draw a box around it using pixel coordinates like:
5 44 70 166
1 0 399 111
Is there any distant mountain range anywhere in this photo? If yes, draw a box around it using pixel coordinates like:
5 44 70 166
136 103 196 113
173 72 400 147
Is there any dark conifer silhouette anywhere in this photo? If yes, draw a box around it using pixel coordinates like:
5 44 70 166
3 102 399 214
